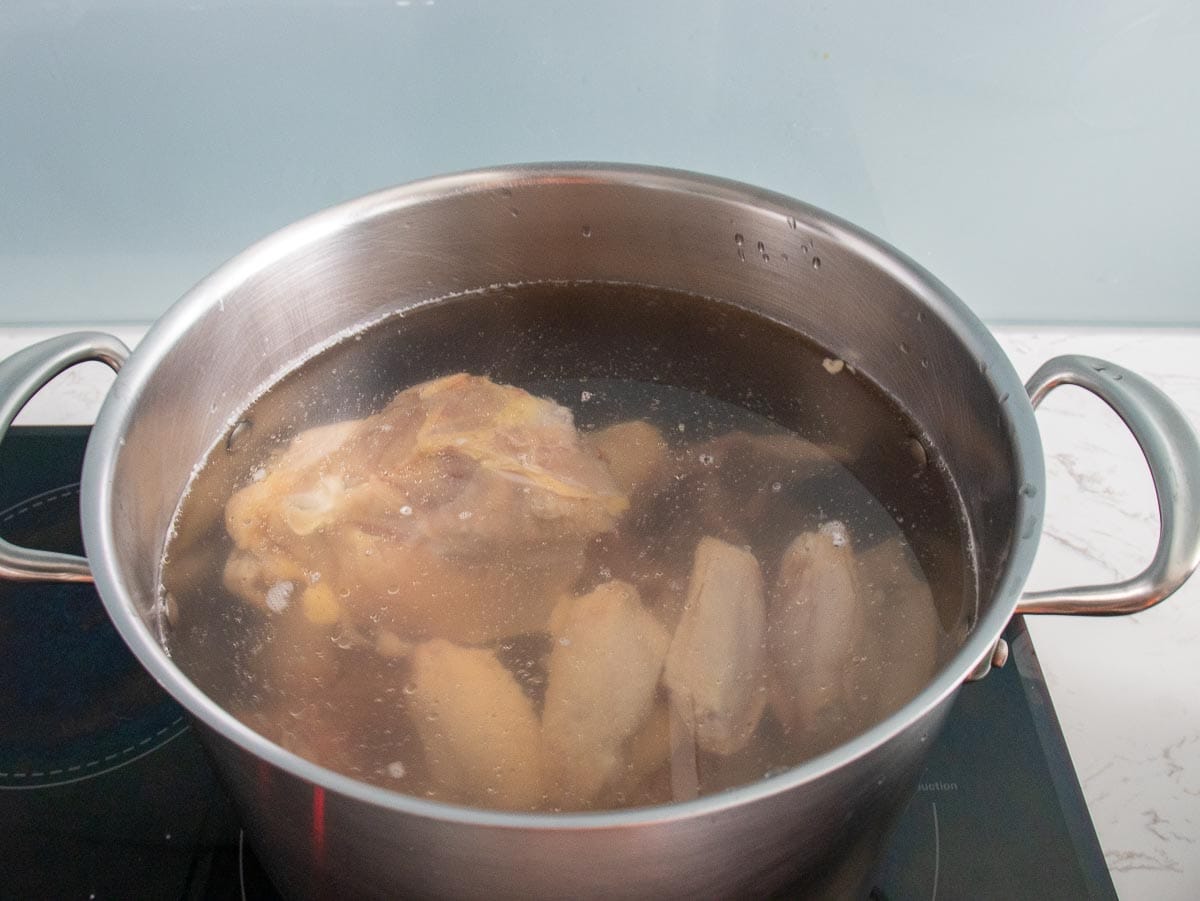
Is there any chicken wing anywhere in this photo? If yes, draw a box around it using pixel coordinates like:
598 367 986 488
586 420 671 495
408 638 543 809
854 536 941 722
662 537 768 756
768 523 869 744
542 581 670 807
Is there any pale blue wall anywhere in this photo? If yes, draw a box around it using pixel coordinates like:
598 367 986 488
2 1 1197 324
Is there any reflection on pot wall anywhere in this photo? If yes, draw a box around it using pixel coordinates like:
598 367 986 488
1 0 1197 325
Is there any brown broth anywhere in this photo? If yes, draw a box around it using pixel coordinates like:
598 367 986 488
160 282 972 812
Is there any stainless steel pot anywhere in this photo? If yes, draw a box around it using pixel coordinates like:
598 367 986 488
2 165 1198 899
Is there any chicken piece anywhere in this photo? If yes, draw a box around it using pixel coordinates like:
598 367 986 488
768 523 869 740
689 433 847 546
408 639 543 809
580 428 846 627
662 537 768 756
587 420 671 495
222 374 629 645
542 581 671 807
854 536 941 721
413 375 627 537
698 431 851 473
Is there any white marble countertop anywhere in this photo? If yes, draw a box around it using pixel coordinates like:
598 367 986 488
2 323 1197 899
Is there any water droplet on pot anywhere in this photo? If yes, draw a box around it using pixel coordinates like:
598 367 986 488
581 224 592 238
811 256 821 270
734 233 744 246
907 437 928 469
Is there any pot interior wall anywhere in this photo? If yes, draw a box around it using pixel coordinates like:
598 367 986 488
102 168 1030 664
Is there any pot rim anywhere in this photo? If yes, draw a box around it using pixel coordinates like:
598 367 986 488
80 162 1044 829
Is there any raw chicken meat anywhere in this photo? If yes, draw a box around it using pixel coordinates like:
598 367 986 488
408 639 543 809
662 537 768 756
768 523 869 741
589 430 849 619
586 420 671 495
769 525 942 751
221 374 628 645
688 432 851 540
541 581 670 807
854 536 941 721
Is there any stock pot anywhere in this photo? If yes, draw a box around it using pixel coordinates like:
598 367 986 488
1 165 1197 899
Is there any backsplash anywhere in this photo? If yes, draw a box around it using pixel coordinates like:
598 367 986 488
2 0 1196 324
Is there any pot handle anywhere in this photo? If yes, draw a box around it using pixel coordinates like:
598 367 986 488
1015 354 1200 616
0 332 129 582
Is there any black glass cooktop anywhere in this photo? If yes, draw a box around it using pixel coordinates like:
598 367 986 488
0 427 1115 900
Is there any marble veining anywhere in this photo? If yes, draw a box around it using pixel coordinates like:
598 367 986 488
2 322 1198 899
994 326 1200 901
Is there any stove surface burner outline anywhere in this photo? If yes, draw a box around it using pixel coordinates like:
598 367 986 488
0 428 1116 899
0 483 189 791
